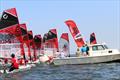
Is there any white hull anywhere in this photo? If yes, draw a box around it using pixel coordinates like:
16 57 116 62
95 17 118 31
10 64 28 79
53 53 120 65
0 64 36 74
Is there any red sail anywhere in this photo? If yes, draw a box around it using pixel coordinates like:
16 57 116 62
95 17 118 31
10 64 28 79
34 35 42 58
42 33 49 51
27 30 36 61
20 24 29 44
20 23 31 60
34 35 42 49
47 29 59 50
0 8 20 43
61 33 69 42
59 33 70 57
90 32 97 44
0 8 25 59
43 33 48 43
65 20 85 47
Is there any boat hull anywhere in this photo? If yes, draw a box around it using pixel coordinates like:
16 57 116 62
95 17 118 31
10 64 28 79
53 53 120 65
0 64 36 74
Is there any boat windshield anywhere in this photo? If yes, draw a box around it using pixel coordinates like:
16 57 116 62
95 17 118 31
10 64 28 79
92 45 105 51
103 45 108 49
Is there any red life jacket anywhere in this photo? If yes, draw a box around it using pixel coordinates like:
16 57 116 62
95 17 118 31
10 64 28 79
11 58 19 69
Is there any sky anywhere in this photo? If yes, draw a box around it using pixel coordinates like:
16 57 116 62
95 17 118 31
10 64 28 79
0 0 120 53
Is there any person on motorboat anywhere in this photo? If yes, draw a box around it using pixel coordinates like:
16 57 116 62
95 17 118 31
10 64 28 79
85 44 89 55
9 53 19 72
81 45 87 56
60 51 66 58
76 48 80 57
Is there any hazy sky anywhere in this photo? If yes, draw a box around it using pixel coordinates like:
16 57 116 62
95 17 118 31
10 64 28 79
0 0 120 53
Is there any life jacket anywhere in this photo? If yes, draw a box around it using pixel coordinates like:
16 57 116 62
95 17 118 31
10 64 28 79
11 58 19 69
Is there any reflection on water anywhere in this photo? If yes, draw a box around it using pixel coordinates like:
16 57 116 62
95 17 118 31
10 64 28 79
0 62 120 80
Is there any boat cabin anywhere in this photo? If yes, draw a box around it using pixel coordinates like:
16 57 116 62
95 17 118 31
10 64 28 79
88 44 119 56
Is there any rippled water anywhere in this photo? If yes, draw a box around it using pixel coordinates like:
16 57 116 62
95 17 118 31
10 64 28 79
0 62 120 80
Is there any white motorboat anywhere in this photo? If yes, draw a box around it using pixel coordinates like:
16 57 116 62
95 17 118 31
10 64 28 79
53 43 120 65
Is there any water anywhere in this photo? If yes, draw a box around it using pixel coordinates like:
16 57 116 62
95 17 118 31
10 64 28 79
0 62 120 80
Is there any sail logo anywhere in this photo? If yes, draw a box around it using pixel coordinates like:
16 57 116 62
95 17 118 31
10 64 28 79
74 33 82 40
3 14 8 19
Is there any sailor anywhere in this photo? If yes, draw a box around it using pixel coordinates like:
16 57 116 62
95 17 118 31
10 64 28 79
4 58 8 64
60 51 65 58
2 58 8 73
81 44 87 56
85 44 89 55
76 48 80 57
9 53 19 72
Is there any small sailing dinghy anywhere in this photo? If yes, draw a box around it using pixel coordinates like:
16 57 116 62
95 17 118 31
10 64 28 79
0 64 34 74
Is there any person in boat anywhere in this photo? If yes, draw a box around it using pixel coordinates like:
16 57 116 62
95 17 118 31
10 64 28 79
2 58 8 73
81 45 87 56
60 51 66 58
76 48 80 57
4 58 8 64
9 53 19 72
85 44 89 55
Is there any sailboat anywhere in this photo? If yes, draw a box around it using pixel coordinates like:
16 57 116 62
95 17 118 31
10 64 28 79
0 8 36 74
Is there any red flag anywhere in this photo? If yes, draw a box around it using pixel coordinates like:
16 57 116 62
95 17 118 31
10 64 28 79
90 32 97 44
65 20 85 47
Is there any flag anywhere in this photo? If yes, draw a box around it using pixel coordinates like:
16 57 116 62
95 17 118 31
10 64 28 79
65 20 85 47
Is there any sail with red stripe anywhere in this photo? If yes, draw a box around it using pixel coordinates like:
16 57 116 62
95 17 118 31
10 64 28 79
59 33 70 57
0 8 20 43
34 35 42 49
90 32 97 44
0 8 25 60
42 33 48 50
20 23 31 61
65 20 85 47
47 29 58 50
34 35 42 58
27 30 36 61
